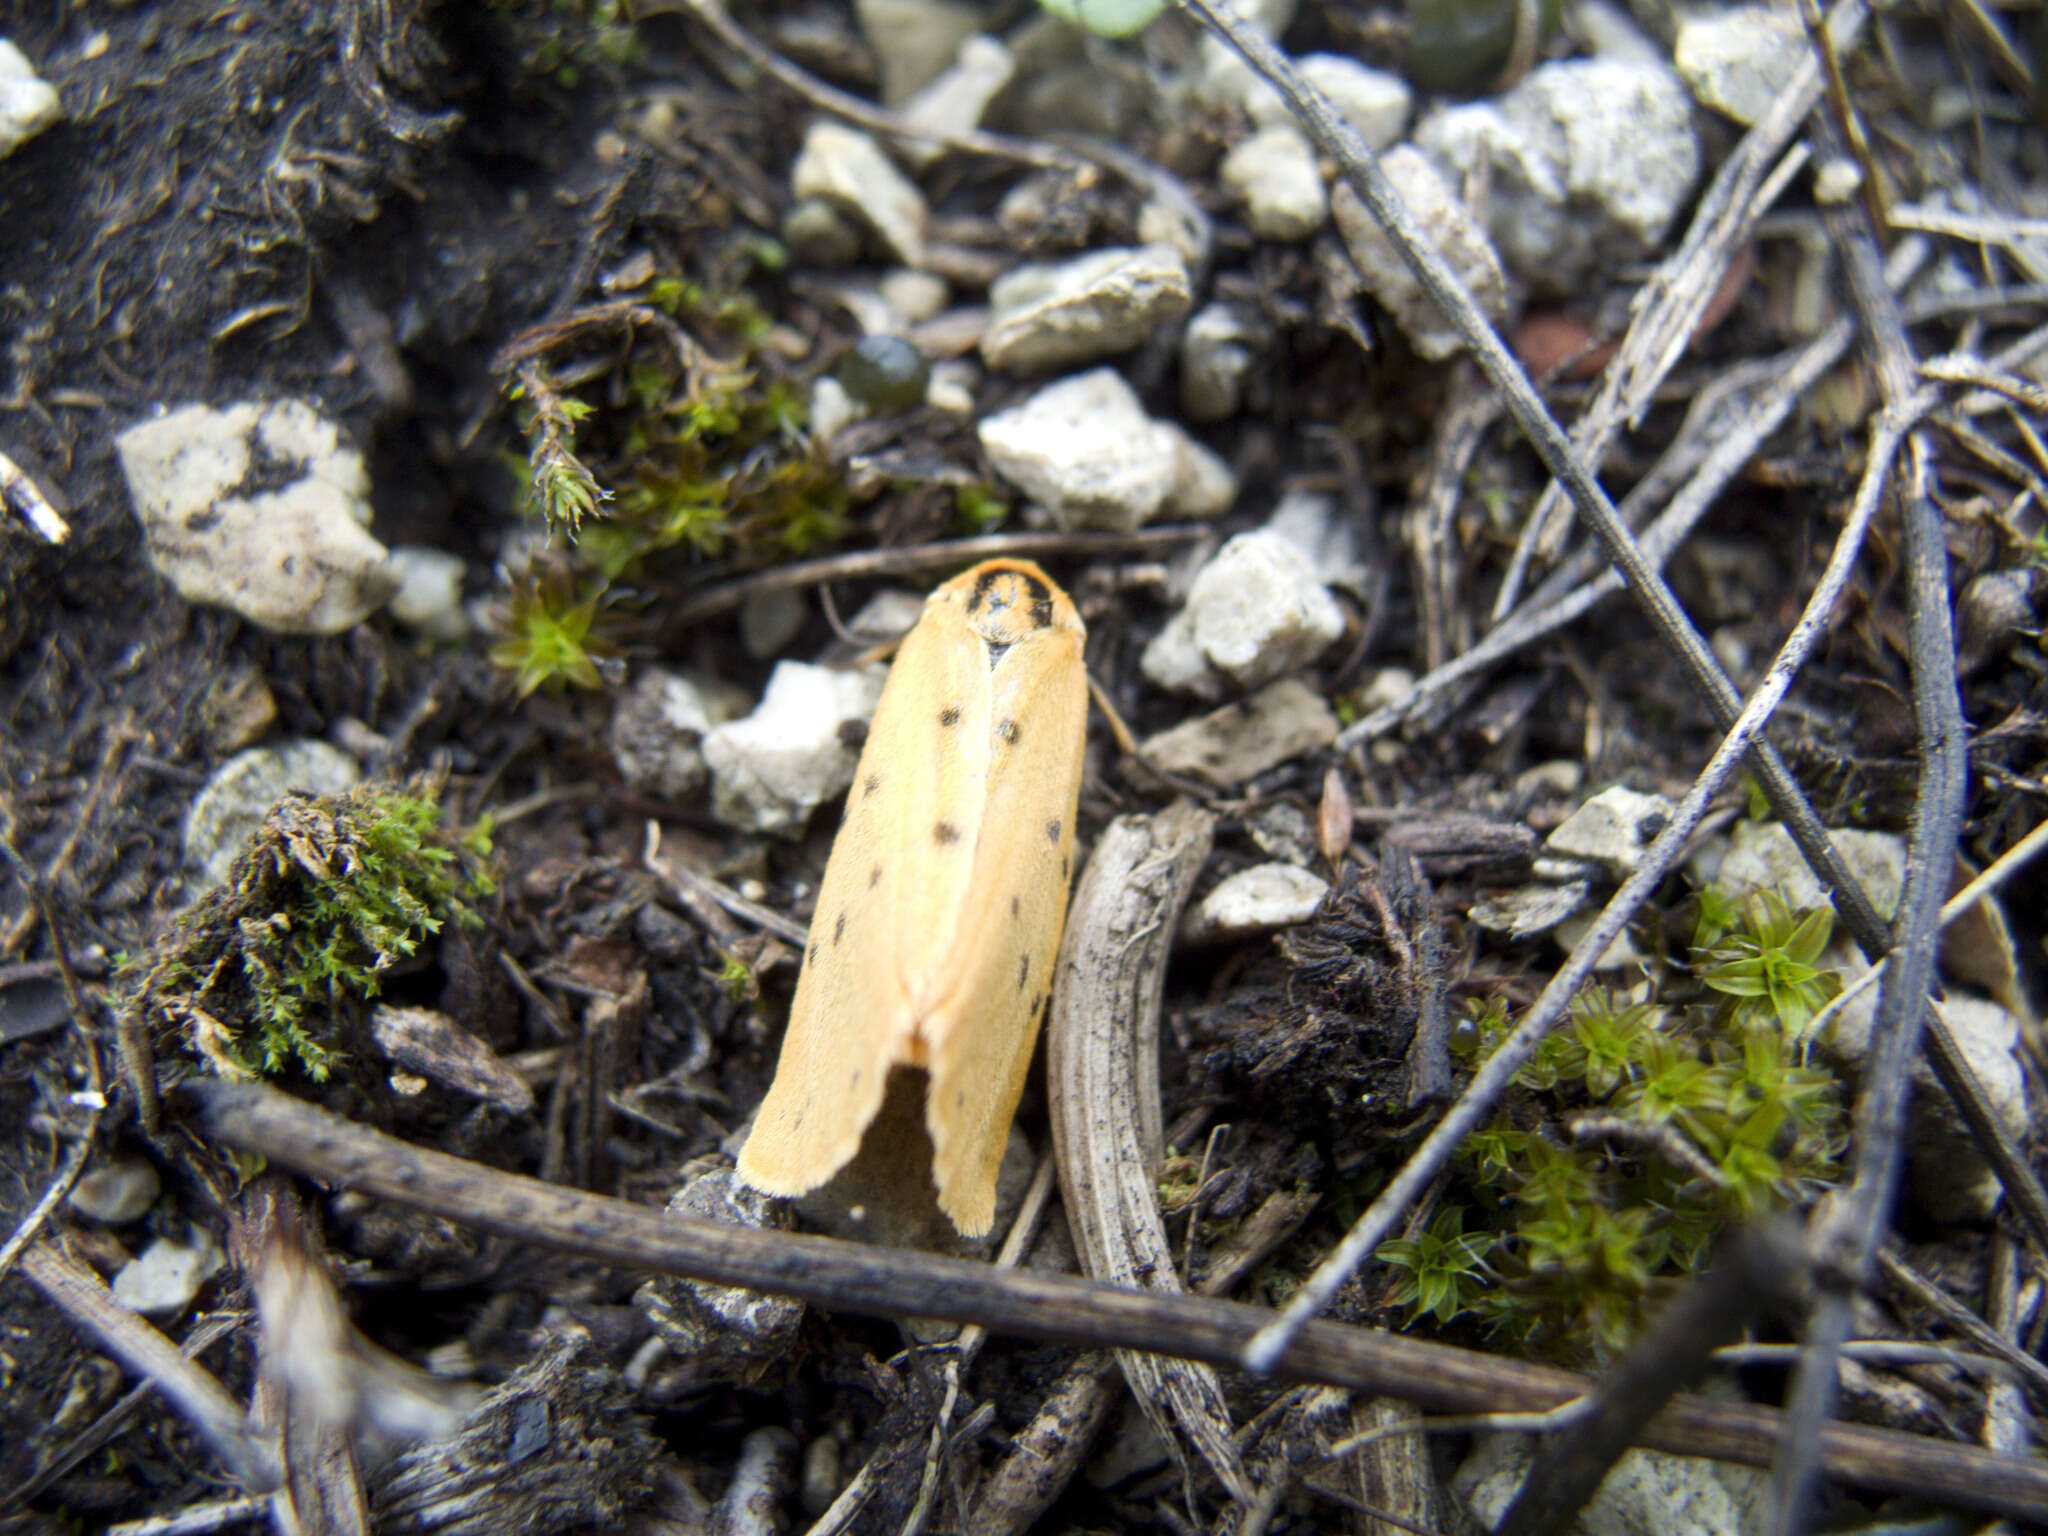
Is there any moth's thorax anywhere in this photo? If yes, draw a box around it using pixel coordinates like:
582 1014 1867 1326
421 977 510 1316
945 561 1086 649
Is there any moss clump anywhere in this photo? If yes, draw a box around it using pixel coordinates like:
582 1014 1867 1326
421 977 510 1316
1423 887 1848 1358
133 783 495 1082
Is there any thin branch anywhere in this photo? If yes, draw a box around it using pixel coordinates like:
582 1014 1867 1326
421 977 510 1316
662 527 1207 633
1768 175 1971 1535
182 1079 2048 1523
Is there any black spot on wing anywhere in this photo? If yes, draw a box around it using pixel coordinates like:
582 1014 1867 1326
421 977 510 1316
834 911 846 946
1010 895 1020 918
863 774 881 798
1017 953 1030 992
935 820 961 845
1045 818 1061 844
939 704 961 727
807 943 819 965
869 864 883 888
997 718 1019 745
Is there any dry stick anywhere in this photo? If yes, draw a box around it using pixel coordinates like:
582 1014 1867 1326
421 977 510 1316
1492 0 1865 617
663 528 1208 633
1876 1245 2048 1399
1251 357 1916 1377
18 1243 278 1492
184 1079 2048 1522
1768 179 1973 1536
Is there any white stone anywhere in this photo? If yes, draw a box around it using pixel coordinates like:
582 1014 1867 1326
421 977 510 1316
1220 125 1327 242
1180 302 1257 423
1331 149 1507 361
1247 53 1412 149
1674 7 1806 126
811 375 857 444
1829 989 2026 1224
386 546 468 644
117 399 396 636
0 39 60 160
113 1232 224 1317
1141 531 1344 698
791 122 928 266
1552 909 1651 971
845 590 927 643
1182 863 1329 944
611 669 727 802
856 0 982 106
899 35 1014 168
1456 1432 1768 1536
1713 820 1906 919
1140 680 1338 788
1264 489 1370 600
68 1158 161 1224
1468 881 1589 940
878 268 950 325
982 245 1192 375
978 368 1235 531
1414 59 1700 295
702 662 886 834
1544 786 1676 879
184 740 362 890
926 359 977 414
741 587 808 661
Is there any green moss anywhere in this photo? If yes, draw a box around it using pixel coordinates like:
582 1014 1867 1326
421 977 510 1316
1442 888 1849 1358
134 784 496 1083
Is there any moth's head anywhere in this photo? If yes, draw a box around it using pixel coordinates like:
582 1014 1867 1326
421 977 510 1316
946 559 1085 646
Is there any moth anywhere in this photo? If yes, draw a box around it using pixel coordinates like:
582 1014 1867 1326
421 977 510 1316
736 560 1088 1237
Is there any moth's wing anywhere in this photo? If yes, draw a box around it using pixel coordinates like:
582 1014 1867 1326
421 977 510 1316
736 601 990 1197
922 622 1088 1235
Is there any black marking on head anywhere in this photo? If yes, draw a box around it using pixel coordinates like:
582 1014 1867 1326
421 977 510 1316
974 565 1055 629
869 863 883 888
863 773 881 798
1017 953 1030 992
834 911 846 945
939 704 961 727
997 718 1020 745
1010 895 1020 919
935 820 961 845
1046 818 1061 845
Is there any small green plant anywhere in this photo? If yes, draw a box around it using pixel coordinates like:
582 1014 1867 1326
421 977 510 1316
134 785 496 1082
488 567 619 698
1377 1206 1495 1325
1444 886 1848 1357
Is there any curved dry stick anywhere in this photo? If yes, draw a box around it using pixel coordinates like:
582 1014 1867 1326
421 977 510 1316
1047 801 1250 1504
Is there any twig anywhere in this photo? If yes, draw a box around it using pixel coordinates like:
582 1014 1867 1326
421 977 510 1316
1768 162 1971 1536
0 447 69 543
103 1495 271 1536
644 821 809 948
662 527 1208 634
1875 1245 2048 1399
184 1079 2048 1522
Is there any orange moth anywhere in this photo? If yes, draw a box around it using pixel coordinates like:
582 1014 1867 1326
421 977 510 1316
736 560 1087 1237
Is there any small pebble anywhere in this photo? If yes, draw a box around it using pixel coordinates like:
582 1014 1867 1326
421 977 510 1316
67 1157 161 1225
112 1231 224 1317
1181 863 1329 945
838 334 931 414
